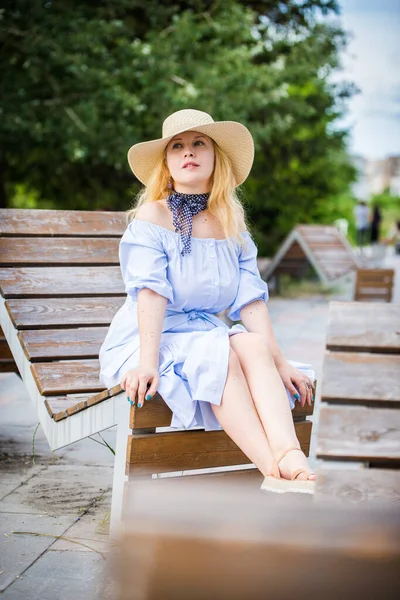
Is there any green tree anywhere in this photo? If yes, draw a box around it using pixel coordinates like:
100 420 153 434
1 0 355 254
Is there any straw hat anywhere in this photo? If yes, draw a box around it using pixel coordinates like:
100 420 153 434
127 109 254 186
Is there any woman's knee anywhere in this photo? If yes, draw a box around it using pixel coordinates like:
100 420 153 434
230 332 274 365
226 347 244 378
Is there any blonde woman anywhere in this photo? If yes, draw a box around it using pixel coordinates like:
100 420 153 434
99 109 316 492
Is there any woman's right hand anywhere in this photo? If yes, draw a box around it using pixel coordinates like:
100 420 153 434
120 366 160 408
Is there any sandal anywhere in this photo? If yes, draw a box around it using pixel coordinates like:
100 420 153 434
260 447 316 495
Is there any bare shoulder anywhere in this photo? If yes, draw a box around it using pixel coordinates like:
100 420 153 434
135 200 170 227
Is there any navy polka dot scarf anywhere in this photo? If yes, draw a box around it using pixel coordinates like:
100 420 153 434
166 191 209 256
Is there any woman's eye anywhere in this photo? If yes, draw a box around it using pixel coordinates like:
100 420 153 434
172 143 182 149
194 140 204 146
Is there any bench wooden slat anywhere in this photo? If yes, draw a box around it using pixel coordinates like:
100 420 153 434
355 269 394 302
18 327 107 361
0 326 18 372
0 360 19 373
130 394 313 430
315 468 400 504
0 266 125 298
316 405 400 462
0 208 126 237
0 336 13 360
31 358 103 395
326 302 400 354
0 238 120 266
5 297 124 329
127 421 312 475
321 351 400 406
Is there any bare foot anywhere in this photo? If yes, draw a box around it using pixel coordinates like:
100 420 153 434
277 448 316 481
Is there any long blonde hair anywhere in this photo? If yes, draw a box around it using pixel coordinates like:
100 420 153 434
126 141 249 248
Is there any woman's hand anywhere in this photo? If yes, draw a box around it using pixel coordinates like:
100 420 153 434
276 360 314 407
120 366 159 408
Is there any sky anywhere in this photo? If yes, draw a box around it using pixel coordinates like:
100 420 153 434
334 0 400 160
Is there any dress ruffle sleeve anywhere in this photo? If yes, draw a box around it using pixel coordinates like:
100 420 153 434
119 220 174 303
227 233 269 322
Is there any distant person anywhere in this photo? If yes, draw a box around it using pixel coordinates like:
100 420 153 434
370 204 382 244
385 219 400 255
354 201 370 247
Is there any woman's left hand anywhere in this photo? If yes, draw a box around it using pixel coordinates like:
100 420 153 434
276 360 315 407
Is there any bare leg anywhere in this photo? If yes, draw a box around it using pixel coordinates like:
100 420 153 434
211 348 280 479
230 332 315 481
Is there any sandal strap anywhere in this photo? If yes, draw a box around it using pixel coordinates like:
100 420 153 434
276 446 302 465
291 469 315 481
277 448 315 481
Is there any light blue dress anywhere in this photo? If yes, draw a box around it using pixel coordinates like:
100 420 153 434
99 218 313 431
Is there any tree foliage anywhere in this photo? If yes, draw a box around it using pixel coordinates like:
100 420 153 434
0 0 355 254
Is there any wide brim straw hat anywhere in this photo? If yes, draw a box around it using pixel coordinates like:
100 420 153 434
127 109 254 187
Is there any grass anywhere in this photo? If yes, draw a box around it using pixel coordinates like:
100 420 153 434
269 274 345 298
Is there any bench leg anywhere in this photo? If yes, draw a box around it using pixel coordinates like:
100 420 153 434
110 397 131 538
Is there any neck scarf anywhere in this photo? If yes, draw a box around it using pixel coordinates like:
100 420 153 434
166 191 209 256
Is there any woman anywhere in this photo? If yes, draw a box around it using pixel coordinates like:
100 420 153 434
99 109 316 492
370 204 382 244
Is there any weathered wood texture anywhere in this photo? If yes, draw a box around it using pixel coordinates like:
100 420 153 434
317 300 400 505
0 208 126 237
44 384 122 421
0 266 125 298
321 351 400 406
31 359 102 395
127 422 312 475
315 468 400 504
326 301 400 353
0 237 120 266
317 404 400 462
130 393 313 430
354 268 395 302
6 297 124 329
19 327 108 361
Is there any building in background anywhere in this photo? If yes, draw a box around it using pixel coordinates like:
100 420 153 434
352 155 400 199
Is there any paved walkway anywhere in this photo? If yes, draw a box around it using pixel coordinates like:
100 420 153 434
0 250 398 599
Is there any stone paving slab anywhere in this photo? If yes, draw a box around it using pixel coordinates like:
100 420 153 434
50 491 112 554
0 551 111 600
0 465 112 517
0 512 75 592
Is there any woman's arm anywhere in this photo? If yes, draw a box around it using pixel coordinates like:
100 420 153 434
137 288 168 368
239 300 314 406
121 288 167 408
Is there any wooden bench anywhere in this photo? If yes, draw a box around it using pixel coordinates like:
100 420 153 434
354 268 395 302
0 208 314 534
115 479 400 599
316 301 400 503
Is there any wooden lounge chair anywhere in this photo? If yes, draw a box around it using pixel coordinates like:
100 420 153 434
316 301 400 503
262 224 361 290
354 268 395 302
0 208 314 535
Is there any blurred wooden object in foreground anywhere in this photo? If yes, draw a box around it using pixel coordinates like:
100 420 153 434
114 479 400 600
